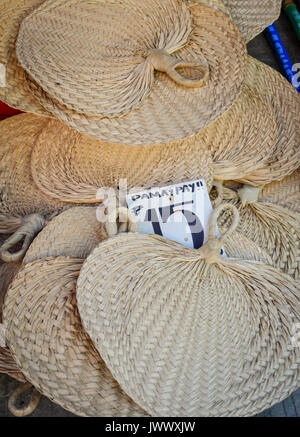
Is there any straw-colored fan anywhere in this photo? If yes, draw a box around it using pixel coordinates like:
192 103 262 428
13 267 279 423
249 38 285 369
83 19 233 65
220 184 300 283
0 261 24 382
0 260 42 417
3 256 148 417
29 84 282 205
222 0 281 42
30 118 214 204
16 0 247 145
76 204 300 417
0 114 66 217
240 57 300 186
258 169 300 213
23 206 107 265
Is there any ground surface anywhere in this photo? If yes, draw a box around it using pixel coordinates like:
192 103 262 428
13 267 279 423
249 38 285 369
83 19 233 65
0 11 299 417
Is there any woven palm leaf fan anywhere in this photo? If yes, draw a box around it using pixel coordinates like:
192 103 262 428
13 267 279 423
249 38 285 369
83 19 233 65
0 114 70 263
201 83 278 181
0 0 48 115
0 261 24 382
3 256 147 417
0 260 42 417
258 169 300 214
220 185 300 283
239 57 300 186
0 0 277 118
76 203 300 417
191 1 282 42
29 83 279 203
23 206 107 265
0 114 66 217
222 0 281 42
16 0 246 145
3 203 143 417
30 117 214 204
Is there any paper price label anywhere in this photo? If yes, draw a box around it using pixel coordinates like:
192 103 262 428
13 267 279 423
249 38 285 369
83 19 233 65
126 179 219 251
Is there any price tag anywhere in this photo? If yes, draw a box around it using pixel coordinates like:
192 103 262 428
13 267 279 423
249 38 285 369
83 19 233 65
126 179 223 252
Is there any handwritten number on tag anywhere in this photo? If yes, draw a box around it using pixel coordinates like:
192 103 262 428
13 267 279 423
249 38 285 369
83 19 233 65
145 201 204 249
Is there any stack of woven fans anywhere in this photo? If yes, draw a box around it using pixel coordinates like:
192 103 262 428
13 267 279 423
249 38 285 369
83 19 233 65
0 0 299 417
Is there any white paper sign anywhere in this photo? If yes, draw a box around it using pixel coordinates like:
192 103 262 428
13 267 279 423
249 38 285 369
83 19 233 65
126 179 216 250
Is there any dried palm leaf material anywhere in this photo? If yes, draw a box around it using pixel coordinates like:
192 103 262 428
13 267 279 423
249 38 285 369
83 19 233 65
0 0 48 114
188 0 228 15
23 206 107 265
0 261 40 415
189 1 282 42
3 256 147 417
76 204 300 417
0 261 26 383
241 57 300 186
0 215 23 235
220 185 300 282
222 230 273 265
0 114 67 217
17 1 246 145
201 84 278 181
258 170 300 214
222 0 281 42
30 118 214 204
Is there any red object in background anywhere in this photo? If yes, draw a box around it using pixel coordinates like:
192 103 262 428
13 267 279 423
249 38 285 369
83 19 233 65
0 100 22 118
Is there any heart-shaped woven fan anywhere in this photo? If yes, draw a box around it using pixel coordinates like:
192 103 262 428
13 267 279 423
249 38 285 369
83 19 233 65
221 185 300 283
77 204 300 417
3 256 147 417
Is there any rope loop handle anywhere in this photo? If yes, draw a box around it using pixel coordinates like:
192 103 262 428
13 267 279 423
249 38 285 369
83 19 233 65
147 49 209 88
8 383 41 417
0 214 45 263
198 203 239 262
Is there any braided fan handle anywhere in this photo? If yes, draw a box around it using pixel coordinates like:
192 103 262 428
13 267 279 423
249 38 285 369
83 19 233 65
198 203 239 262
0 214 45 262
147 49 209 88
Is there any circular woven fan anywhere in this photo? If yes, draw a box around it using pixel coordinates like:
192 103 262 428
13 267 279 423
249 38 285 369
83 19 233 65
0 0 48 114
30 118 214 203
17 1 246 145
0 114 67 217
23 207 106 265
201 84 278 181
0 261 25 383
258 170 300 214
3 256 146 417
77 204 300 417
221 186 300 283
222 0 281 42
0 0 279 117
241 56 300 185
